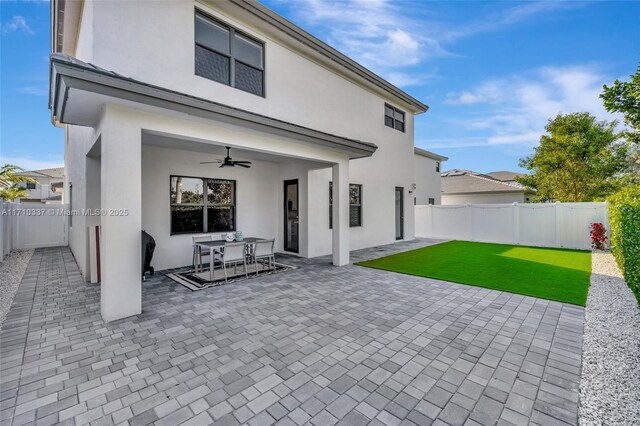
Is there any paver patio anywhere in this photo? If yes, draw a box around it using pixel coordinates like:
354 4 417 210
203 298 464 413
0 242 584 426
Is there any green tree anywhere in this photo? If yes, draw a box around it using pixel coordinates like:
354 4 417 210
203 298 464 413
0 164 36 202
601 63 640 175
516 113 628 202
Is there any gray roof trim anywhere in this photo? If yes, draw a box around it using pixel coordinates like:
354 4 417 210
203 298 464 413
49 54 378 159
227 0 429 113
414 147 448 161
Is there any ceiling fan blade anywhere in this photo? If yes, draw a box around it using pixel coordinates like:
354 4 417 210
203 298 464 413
233 161 252 165
235 163 251 168
200 160 223 164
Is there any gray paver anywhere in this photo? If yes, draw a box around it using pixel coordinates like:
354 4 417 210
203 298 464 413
0 243 583 426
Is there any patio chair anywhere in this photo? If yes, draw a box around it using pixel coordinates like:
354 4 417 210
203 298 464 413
192 235 212 272
248 239 276 276
218 242 248 282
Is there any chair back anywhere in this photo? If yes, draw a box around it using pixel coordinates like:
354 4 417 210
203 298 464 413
254 239 275 257
192 235 213 245
223 242 246 262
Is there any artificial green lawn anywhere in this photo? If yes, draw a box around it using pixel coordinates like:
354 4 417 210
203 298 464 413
356 241 592 306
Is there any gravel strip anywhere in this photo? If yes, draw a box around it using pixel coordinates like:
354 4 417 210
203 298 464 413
0 249 34 328
580 251 640 425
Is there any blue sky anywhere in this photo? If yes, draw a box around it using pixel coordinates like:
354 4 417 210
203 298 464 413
1 1 639 173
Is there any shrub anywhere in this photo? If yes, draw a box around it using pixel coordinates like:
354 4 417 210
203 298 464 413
608 185 640 304
590 223 608 250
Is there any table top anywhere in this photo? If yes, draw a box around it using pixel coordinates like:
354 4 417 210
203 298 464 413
196 237 264 248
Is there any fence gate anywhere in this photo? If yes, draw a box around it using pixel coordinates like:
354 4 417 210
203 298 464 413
16 204 68 249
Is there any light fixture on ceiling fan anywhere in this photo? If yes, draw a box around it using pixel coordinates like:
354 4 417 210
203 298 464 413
200 146 252 168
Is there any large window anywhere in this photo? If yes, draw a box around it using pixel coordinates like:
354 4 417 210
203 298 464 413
384 104 405 132
329 183 362 228
26 182 36 190
170 176 236 234
195 11 264 96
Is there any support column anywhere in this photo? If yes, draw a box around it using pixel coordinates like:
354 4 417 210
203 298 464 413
99 106 142 322
332 160 349 266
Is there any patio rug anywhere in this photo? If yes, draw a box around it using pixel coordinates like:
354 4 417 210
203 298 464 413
165 262 296 291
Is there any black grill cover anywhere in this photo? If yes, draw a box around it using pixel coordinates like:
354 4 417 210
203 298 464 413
142 230 156 276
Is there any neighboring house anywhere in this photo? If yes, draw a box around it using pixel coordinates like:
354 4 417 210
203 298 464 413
14 167 64 204
413 148 448 205
49 0 438 321
441 169 535 205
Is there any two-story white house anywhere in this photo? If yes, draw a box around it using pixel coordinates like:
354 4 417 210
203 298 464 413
50 0 444 321
15 167 64 204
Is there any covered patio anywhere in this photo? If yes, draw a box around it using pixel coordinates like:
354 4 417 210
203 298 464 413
0 242 583 426
50 54 377 322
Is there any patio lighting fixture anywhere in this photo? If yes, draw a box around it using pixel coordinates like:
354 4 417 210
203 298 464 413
200 146 252 168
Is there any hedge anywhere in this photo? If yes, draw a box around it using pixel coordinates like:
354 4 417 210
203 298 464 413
608 185 640 305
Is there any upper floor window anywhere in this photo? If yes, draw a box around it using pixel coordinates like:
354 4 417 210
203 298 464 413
195 12 264 97
26 182 36 190
384 104 405 132
436 161 440 172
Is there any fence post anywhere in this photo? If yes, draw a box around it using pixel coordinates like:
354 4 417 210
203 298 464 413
603 201 610 250
429 205 434 238
465 203 472 241
554 202 561 248
512 202 519 245
0 202 4 260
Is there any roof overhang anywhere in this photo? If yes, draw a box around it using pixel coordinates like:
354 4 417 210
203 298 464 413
49 54 378 160
51 0 83 55
414 147 448 161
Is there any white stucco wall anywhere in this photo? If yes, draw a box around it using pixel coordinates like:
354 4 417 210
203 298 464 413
442 192 528 205
75 0 415 146
413 155 442 205
65 125 99 278
63 0 421 279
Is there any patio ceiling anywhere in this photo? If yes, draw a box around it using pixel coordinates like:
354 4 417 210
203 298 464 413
142 130 330 168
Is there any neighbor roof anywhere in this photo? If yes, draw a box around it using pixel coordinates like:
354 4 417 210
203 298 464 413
51 0 429 114
15 167 64 179
442 169 530 195
414 147 448 161
486 171 523 182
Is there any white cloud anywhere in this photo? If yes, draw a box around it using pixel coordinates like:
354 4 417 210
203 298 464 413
0 156 63 171
288 0 448 87
440 65 620 148
286 0 583 89
446 81 503 105
2 16 33 34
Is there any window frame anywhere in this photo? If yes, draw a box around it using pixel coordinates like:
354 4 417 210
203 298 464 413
25 181 36 190
428 198 435 205
384 103 405 133
169 175 237 235
329 182 363 228
194 9 266 97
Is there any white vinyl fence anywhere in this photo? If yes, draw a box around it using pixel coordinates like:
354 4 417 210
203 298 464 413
1 202 68 259
415 202 608 250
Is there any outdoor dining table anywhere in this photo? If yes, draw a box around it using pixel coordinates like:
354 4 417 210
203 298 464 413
194 237 265 274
